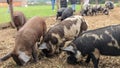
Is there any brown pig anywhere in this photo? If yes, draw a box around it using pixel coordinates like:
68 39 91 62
0 16 46 66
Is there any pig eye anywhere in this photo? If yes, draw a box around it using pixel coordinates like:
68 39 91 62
51 37 58 45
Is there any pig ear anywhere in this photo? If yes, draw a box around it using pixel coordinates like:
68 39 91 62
39 43 48 49
18 51 31 63
62 45 75 53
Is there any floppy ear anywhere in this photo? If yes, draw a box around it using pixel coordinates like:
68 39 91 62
39 43 48 50
18 51 30 63
62 45 75 53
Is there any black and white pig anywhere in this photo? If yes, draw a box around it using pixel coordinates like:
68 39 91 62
96 5 103 13
88 5 97 16
60 7 73 21
62 24 120 68
39 15 88 57
102 7 109 15
80 4 91 16
105 1 114 9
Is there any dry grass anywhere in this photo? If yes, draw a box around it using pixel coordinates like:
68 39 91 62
0 7 120 68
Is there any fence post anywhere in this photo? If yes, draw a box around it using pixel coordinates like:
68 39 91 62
9 0 15 28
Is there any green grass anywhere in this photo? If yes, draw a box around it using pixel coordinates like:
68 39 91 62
0 7 10 23
0 5 81 24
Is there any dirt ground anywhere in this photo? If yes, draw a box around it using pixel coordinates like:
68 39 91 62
0 7 120 68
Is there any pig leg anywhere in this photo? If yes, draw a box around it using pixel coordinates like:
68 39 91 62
56 14 59 20
90 53 99 68
32 44 38 62
85 54 91 63
90 48 100 68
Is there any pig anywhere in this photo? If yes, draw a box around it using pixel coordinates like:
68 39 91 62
39 15 88 57
0 16 46 66
12 11 27 30
88 5 97 16
60 7 73 21
96 5 103 13
105 1 114 9
56 8 66 20
62 24 120 68
80 4 91 16
102 7 109 15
